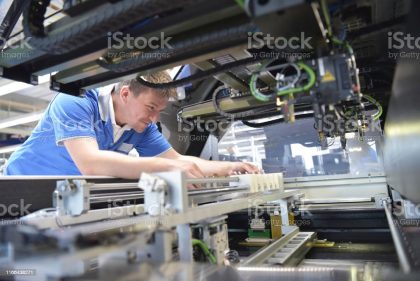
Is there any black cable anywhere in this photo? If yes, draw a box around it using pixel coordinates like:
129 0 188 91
327 137 336 147
24 0 50 37
7 9 63 40
23 0 199 54
0 0 28 43
211 86 260 119
242 117 284 128
240 96 314 128
135 55 265 89
9 9 63 38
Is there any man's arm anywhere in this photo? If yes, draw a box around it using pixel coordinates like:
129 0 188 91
159 148 260 176
63 138 205 179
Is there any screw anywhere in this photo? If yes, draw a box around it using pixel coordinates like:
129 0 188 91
127 251 137 263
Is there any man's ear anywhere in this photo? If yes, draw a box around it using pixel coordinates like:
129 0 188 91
119 86 130 104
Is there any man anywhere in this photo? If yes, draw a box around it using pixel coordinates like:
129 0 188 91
4 71 259 180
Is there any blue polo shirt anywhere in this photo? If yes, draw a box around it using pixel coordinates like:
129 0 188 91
4 89 171 175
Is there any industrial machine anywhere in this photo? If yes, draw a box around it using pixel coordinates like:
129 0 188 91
1 0 420 280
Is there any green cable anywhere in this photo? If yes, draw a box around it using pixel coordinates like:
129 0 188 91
234 0 245 9
249 60 273 102
249 62 316 102
320 0 332 37
362 94 383 121
320 0 354 55
277 62 316 96
192 239 217 264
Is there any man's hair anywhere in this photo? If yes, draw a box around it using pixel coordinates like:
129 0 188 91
113 71 177 99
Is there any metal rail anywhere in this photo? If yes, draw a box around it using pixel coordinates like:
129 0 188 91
383 200 412 273
88 176 240 192
243 226 316 266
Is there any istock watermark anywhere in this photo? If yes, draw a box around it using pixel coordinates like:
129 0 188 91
0 200 32 218
178 117 232 134
0 35 32 59
177 134 209 143
388 31 420 60
107 31 172 50
0 36 32 50
314 113 383 137
248 32 313 50
107 199 174 217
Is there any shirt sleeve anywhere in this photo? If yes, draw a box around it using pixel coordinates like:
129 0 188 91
48 93 98 146
135 123 171 156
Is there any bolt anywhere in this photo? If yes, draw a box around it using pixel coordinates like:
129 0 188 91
127 251 137 263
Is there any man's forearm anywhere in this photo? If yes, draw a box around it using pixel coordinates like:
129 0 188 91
79 150 174 179
177 155 231 176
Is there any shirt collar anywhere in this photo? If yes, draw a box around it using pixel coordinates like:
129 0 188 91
98 84 115 122
97 85 132 129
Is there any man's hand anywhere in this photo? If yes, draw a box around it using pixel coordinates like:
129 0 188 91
226 161 261 175
158 148 260 179
165 159 205 190
166 158 205 179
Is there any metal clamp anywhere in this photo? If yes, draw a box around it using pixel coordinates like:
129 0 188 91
141 173 170 216
54 179 90 216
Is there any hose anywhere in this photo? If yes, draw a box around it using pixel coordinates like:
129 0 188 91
234 0 245 9
242 118 283 128
362 94 383 121
23 0 199 54
212 86 260 119
249 62 316 102
319 0 353 54
192 239 217 264
276 62 316 95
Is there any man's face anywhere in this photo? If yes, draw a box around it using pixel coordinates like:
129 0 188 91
124 88 168 133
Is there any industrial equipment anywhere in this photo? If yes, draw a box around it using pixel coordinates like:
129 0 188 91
1 0 420 280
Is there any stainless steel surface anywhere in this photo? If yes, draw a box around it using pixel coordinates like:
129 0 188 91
298 202 379 212
89 192 143 203
189 190 249 205
188 186 246 195
237 266 353 281
22 204 145 229
296 196 377 212
89 182 140 191
186 176 239 185
383 200 411 273
384 60 420 204
86 179 247 204
284 174 386 185
301 259 368 268
299 198 373 204
7 260 405 281
4 231 151 281
89 186 250 204
284 174 388 202
82 261 372 281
